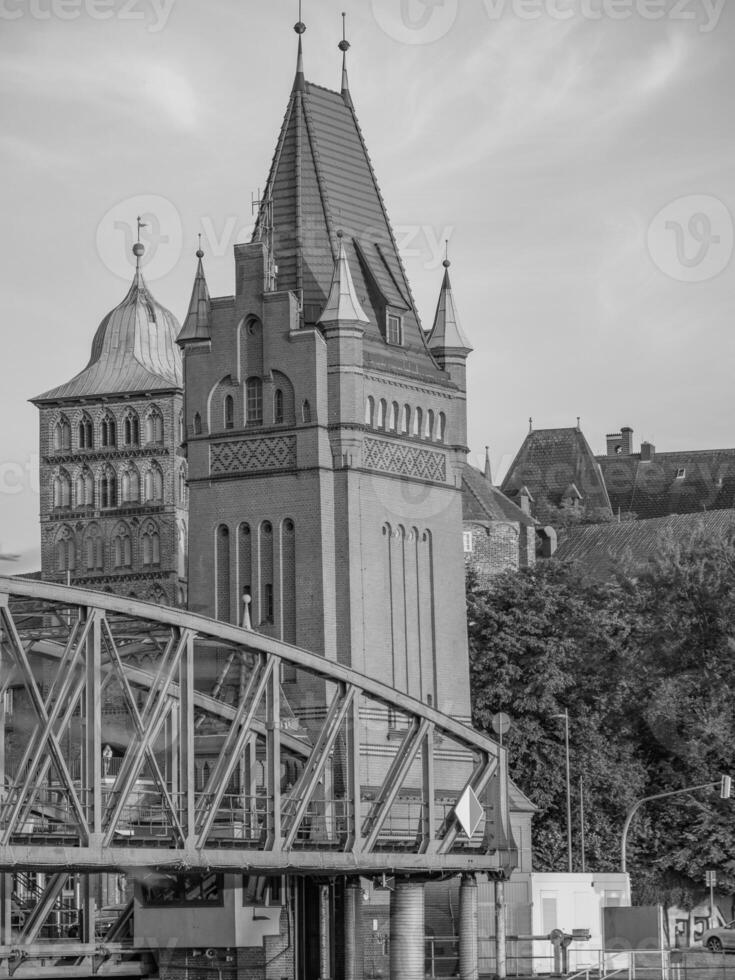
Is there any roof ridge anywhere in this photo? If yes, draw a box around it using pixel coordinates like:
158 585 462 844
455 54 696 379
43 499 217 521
300 85 338 263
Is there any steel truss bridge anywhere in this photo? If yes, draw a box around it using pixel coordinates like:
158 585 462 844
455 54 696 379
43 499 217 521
0 577 514 977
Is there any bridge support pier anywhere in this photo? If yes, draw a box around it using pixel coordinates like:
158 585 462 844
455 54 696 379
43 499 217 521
459 873 479 980
390 879 424 980
343 878 364 980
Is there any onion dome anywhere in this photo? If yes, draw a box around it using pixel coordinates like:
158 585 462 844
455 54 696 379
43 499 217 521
34 245 182 402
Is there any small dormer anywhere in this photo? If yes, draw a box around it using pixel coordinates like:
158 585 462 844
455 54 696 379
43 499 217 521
562 483 583 509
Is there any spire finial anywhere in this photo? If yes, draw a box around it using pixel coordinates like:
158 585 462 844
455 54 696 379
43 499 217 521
293 3 306 92
339 11 353 106
443 239 450 268
484 446 492 483
529 417 533 433
196 233 204 260
133 216 146 271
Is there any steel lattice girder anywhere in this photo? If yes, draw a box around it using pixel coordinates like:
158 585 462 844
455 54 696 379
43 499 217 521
0 577 518 876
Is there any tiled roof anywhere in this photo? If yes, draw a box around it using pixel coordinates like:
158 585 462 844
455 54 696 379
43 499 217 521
554 510 735 579
501 428 611 514
462 464 536 527
178 253 212 345
597 450 735 520
251 75 443 380
34 268 182 402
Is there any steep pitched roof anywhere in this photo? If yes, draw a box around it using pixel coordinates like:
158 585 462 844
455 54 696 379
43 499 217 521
429 262 472 352
554 510 735 579
33 263 182 402
501 428 611 514
252 71 442 378
177 251 212 345
597 449 735 520
462 464 536 527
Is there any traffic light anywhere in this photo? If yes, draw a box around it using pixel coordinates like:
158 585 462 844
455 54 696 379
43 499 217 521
721 775 731 799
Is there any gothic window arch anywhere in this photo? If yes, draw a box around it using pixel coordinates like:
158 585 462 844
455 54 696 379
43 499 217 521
245 377 263 425
145 407 164 445
53 469 71 509
144 464 164 503
55 526 75 573
78 413 94 450
301 400 311 424
401 404 410 434
141 521 161 567
100 466 117 509
193 412 202 435
178 409 184 444
178 464 187 505
52 415 71 452
412 407 422 438
376 399 386 429
365 396 375 427
425 409 435 441
123 410 140 447
274 388 284 425
437 412 446 443
271 370 295 425
84 524 103 571
389 401 399 432
121 465 140 504
224 395 235 430
101 412 116 448
112 523 132 568
75 467 94 507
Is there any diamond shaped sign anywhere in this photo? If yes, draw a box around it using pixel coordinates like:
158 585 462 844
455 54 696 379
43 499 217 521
454 786 483 839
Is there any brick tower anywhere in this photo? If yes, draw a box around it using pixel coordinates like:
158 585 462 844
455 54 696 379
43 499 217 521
180 29 472 721
32 242 188 605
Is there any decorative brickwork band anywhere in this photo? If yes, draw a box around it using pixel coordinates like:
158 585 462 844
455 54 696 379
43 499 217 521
210 436 297 476
363 438 446 482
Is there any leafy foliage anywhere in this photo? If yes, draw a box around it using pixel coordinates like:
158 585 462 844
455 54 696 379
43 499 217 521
467 525 735 906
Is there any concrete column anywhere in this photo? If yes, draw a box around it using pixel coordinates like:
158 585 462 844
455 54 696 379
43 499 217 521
495 878 507 980
459 874 479 980
319 883 331 980
344 879 364 980
390 879 424 980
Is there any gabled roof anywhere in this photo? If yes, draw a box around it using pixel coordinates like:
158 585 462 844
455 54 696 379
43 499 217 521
462 464 536 527
554 510 735 580
502 427 611 515
33 261 182 402
177 250 212 345
597 449 735 520
251 63 442 379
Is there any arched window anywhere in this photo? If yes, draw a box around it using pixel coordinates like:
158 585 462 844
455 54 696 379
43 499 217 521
78 414 94 449
178 410 184 444
145 408 164 444
113 524 132 568
412 407 423 438
224 395 235 430
84 526 103 571
121 467 140 504
100 467 117 509
365 396 375 427
193 412 202 435
425 410 435 441
401 404 410 434
246 377 263 425
75 468 94 507
101 413 116 448
376 399 386 429
53 416 71 452
274 389 284 425
437 412 447 443
142 523 160 566
178 465 187 504
123 411 140 447
144 465 164 503
301 400 311 424
55 527 75 573
389 401 399 432
53 470 71 509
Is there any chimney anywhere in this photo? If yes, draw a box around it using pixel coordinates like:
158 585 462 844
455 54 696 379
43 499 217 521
621 427 634 455
607 427 634 457
640 441 656 462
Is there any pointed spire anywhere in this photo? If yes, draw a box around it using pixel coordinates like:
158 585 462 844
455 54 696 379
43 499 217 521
484 447 492 484
319 231 369 325
339 11 353 108
428 256 472 352
293 7 306 93
177 239 212 346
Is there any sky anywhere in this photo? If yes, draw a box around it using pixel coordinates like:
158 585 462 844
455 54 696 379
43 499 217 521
1 0 733 572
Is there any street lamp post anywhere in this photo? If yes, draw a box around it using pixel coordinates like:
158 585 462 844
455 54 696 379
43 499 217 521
621 778 732 873
553 710 573 873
